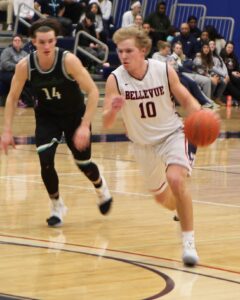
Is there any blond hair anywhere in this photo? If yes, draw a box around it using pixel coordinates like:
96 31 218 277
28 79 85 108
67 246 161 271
157 40 171 51
113 27 152 56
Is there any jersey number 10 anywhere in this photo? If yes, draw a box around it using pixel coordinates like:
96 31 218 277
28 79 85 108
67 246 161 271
139 101 156 118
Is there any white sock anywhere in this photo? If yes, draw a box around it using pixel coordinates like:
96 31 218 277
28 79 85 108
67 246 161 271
182 231 195 244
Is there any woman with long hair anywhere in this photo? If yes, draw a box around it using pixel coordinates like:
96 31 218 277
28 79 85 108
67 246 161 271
220 41 240 103
193 42 225 105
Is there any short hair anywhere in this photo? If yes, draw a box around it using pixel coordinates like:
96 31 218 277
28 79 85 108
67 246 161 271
172 41 183 49
85 11 96 22
157 40 170 50
187 15 197 22
12 34 23 41
113 27 152 56
29 18 61 38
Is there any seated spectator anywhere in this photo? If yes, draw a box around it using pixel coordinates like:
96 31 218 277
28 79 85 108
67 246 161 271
121 0 141 28
169 41 214 107
209 40 229 83
63 0 87 24
132 14 143 30
151 41 213 108
193 42 226 105
171 41 213 102
0 0 13 30
204 25 226 55
98 0 112 37
142 21 158 56
187 15 201 39
34 0 72 36
75 11 105 72
172 23 199 59
220 41 240 103
80 1 105 42
0 34 33 106
13 0 35 36
144 1 171 42
197 30 209 50
152 40 171 61
166 25 179 43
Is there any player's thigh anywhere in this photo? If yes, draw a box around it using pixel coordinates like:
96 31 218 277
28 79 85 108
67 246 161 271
133 144 166 191
35 114 62 147
63 113 92 162
161 129 193 173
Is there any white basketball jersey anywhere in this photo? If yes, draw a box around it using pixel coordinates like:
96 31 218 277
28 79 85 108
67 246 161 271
112 59 183 145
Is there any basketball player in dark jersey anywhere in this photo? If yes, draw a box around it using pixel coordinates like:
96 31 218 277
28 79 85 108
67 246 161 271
1 18 112 227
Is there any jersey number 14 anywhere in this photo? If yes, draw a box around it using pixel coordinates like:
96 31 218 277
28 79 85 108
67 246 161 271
42 87 62 100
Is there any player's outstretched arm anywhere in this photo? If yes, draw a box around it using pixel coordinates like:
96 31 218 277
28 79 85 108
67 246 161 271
167 64 201 115
103 74 124 129
1 58 28 154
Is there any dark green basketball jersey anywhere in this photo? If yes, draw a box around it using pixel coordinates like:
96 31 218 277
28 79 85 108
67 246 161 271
28 48 85 115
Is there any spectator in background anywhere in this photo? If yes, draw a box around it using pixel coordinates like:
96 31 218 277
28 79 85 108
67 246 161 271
0 0 13 30
0 34 27 90
187 15 201 39
0 34 33 106
172 23 199 59
133 14 143 30
75 11 105 71
142 21 158 56
88 1 105 42
144 1 171 41
209 40 229 84
166 25 179 43
121 0 141 28
171 41 213 104
204 25 226 54
99 0 112 37
220 41 240 103
193 42 226 105
13 0 35 36
197 30 209 50
63 0 88 25
34 0 72 36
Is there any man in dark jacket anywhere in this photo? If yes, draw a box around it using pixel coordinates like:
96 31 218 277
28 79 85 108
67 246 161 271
144 1 171 41
171 23 199 59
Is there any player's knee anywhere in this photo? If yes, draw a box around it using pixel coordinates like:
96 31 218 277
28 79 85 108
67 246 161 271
76 160 100 182
166 169 185 193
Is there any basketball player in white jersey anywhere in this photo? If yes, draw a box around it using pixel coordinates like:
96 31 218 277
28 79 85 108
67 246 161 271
103 27 201 267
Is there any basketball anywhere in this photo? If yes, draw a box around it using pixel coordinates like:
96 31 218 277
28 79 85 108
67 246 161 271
184 110 221 147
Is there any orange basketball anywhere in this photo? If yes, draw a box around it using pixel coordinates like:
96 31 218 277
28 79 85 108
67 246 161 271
184 110 221 147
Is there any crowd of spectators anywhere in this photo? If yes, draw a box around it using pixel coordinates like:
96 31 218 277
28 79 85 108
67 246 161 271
0 0 240 107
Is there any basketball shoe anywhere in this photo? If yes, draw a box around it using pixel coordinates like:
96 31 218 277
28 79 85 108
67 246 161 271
182 239 199 267
46 197 67 227
95 176 113 215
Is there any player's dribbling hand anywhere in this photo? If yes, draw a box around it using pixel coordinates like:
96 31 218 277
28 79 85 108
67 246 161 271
0 131 16 154
73 124 90 151
112 96 124 112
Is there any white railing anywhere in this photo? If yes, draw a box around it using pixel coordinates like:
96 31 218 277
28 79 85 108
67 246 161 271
199 16 235 41
74 31 109 64
170 3 207 28
13 3 45 35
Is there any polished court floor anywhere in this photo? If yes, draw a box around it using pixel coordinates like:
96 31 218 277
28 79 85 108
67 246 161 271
0 106 239 299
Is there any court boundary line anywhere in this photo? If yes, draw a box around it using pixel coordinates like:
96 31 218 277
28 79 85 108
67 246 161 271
0 233 240 280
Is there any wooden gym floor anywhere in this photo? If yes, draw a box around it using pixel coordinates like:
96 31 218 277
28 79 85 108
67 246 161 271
0 105 239 299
